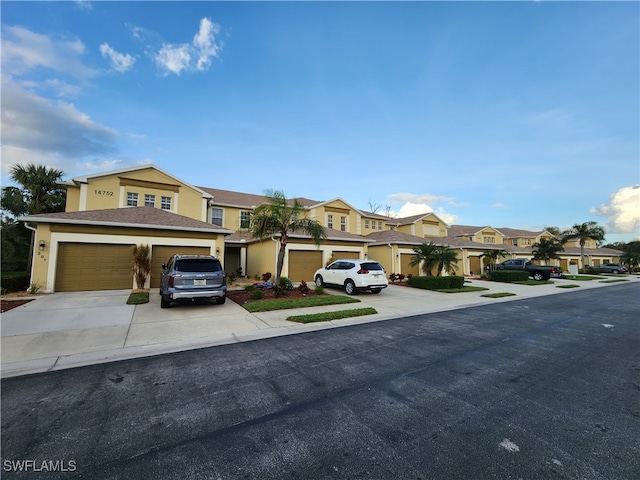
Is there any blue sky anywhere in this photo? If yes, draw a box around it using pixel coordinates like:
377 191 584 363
1 1 639 243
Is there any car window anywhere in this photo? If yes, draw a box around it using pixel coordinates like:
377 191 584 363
175 259 221 272
361 262 383 271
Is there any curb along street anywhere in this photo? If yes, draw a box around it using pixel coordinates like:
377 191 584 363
1 276 639 378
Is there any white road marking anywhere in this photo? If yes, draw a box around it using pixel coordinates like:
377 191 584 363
602 324 614 328
499 438 520 452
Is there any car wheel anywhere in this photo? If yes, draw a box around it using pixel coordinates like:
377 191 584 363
344 280 356 295
160 297 171 308
612 269 619 274
315 275 324 287
533 272 543 281
215 297 226 305
370 288 381 294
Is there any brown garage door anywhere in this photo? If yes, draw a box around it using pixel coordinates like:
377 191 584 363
288 250 323 283
400 253 420 276
150 245 211 288
56 243 133 292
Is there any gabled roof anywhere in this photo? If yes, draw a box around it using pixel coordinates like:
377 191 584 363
389 211 449 227
497 227 549 239
61 164 213 199
447 224 504 237
197 186 320 209
20 207 234 235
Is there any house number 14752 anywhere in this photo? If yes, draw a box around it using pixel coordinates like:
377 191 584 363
94 190 114 196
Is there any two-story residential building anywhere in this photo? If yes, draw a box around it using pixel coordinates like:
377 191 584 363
19 164 623 292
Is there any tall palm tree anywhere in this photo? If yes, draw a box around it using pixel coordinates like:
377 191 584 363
480 248 508 273
250 190 326 284
532 238 564 265
562 221 605 270
433 245 458 277
7 164 66 272
10 164 66 215
409 242 439 276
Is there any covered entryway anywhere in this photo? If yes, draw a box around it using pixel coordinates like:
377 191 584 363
150 245 211 288
469 256 481 277
288 250 323 283
55 243 133 292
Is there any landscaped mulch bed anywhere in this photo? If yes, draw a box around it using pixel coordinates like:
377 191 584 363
226 287 320 305
1 299 34 313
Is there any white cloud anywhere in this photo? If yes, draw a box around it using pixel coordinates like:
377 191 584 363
154 17 223 76
1 26 95 79
386 192 454 205
100 43 136 73
75 1 92 11
590 185 640 234
492 203 506 208
1 76 119 173
155 43 192 76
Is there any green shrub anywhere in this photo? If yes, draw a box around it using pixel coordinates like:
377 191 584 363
407 276 450 290
279 277 294 290
407 275 467 290
244 285 256 292
250 289 264 300
489 270 529 282
0 273 30 293
314 285 324 295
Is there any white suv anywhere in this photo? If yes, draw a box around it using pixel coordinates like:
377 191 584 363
314 259 388 295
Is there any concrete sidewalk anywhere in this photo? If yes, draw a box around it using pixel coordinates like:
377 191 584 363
2 276 637 378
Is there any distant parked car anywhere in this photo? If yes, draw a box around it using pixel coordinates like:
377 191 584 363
159 255 227 308
314 259 388 295
590 263 629 274
495 258 562 281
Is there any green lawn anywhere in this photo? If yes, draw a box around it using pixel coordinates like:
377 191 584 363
435 286 490 293
287 307 377 324
126 291 150 305
242 295 360 313
556 284 581 289
480 292 516 298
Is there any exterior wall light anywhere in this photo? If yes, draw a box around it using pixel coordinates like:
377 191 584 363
39 240 46 250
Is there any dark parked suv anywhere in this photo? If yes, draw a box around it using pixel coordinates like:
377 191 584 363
159 255 226 308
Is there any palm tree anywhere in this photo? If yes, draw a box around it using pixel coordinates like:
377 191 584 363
6 164 66 272
433 245 458 276
562 221 605 270
409 242 439 276
250 190 326 284
9 164 66 215
480 248 508 273
532 238 564 265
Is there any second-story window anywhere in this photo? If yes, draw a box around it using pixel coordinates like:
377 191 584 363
211 208 223 226
365 220 370 229
378 221 383 230
144 194 155 207
240 211 250 229
372 221 376 230
340 216 347 232
327 214 333 229
127 192 138 207
161 196 172 210
483 236 496 244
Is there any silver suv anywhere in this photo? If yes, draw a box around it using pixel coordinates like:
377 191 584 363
159 255 227 308
314 259 388 295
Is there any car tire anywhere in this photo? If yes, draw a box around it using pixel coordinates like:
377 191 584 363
344 280 356 295
160 297 171 308
612 269 619 274
215 297 226 305
315 275 324 287
533 272 544 281
370 288 381 294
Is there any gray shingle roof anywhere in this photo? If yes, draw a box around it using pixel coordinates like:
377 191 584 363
20 207 234 235
197 186 320 209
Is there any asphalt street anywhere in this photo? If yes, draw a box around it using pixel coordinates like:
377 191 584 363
1 283 639 479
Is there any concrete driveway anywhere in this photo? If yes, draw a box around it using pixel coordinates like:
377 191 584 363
2 276 637 378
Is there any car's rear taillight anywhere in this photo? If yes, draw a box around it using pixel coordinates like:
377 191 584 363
357 269 369 274
168 274 181 287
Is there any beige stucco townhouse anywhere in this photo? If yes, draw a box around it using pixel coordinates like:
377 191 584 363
19 164 623 292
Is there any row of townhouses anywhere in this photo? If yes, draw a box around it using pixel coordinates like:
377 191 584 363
21 165 622 292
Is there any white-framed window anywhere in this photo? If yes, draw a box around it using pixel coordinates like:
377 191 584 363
144 194 155 207
340 216 347 232
365 220 370 229
483 236 496 244
327 214 333 229
372 221 376 230
378 221 382 230
211 208 223 226
127 192 138 207
161 196 172 210
240 211 250 229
